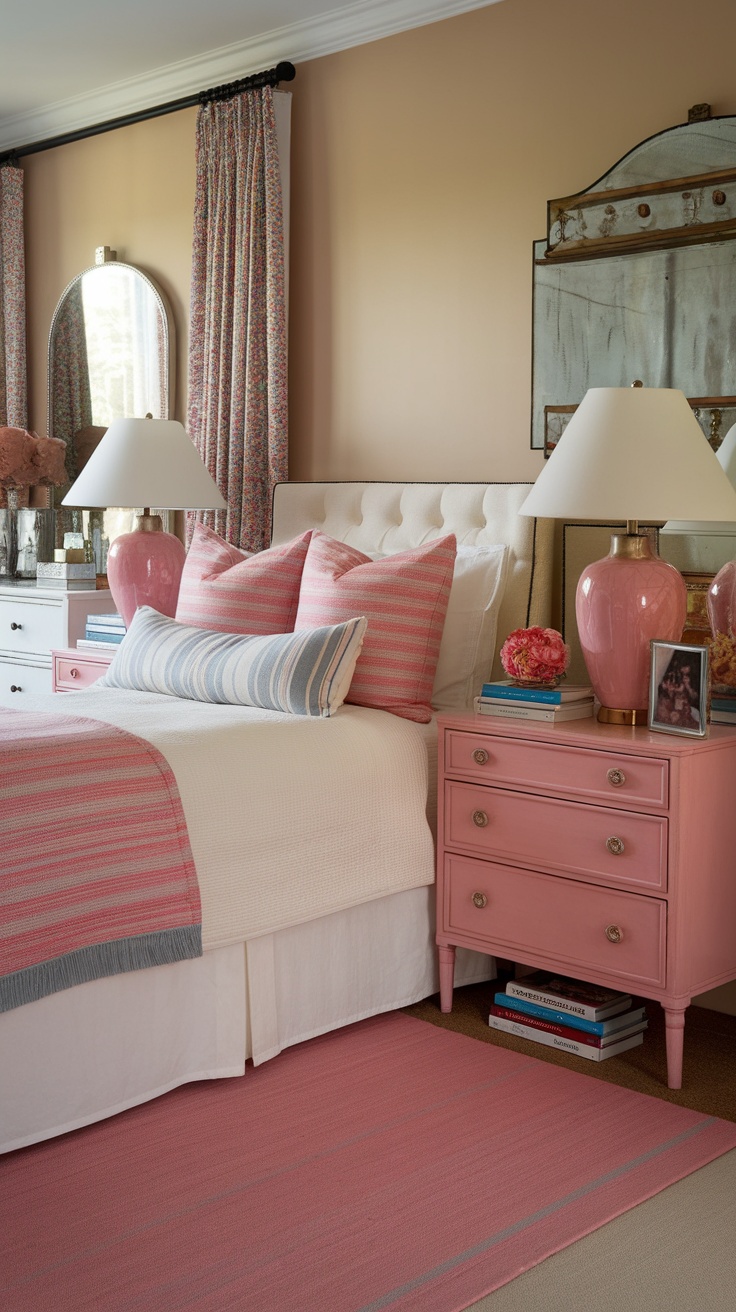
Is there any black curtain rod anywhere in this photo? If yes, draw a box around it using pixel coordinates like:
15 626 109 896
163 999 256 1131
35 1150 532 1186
0 61 296 167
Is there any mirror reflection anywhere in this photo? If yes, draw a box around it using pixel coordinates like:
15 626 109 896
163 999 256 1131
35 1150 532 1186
48 258 173 571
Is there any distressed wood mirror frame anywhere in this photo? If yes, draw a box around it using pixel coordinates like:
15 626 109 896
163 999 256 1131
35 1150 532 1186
532 107 736 459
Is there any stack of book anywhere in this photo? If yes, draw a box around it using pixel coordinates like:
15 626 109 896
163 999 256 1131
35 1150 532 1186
77 613 126 651
489 971 648 1061
474 680 595 722
710 691 736 725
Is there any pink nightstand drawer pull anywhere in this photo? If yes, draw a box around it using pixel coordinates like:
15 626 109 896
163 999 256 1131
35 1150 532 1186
606 836 625 855
607 768 626 787
606 924 624 944
472 809 489 828
472 891 487 909
69 666 80 679
473 748 489 765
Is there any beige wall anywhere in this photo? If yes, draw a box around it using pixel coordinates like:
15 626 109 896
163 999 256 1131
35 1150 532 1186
20 0 736 1015
23 108 197 433
24 0 736 482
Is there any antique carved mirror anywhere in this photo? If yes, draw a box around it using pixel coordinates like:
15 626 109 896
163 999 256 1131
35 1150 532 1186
47 248 174 571
532 109 736 681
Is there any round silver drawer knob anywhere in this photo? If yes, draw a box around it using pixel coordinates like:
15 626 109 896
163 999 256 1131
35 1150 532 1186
607 768 626 787
606 835 625 855
605 924 624 944
472 809 489 828
10 684 21 693
70 667 80 679
472 892 488 909
473 748 489 765
10 621 22 631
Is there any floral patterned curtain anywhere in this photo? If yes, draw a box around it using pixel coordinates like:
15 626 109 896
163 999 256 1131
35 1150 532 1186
187 87 288 552
0 164 27 428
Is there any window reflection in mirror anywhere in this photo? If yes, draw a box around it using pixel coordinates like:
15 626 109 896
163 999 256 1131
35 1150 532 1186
48 259 173 572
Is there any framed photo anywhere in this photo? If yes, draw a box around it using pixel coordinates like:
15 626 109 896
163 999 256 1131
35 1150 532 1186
648 642 708 737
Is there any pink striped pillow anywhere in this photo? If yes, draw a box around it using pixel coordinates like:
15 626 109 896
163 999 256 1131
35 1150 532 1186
294 531 457 722
176 524 312 634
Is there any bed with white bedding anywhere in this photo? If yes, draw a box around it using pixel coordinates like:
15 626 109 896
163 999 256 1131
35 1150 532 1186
0 481 552 1153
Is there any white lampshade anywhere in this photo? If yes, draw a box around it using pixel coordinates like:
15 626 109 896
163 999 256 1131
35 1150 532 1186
519 388 736 523
660 421 736 536
62 418 227 511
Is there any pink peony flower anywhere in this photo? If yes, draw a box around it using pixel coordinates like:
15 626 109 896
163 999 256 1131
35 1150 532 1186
500 626 570 684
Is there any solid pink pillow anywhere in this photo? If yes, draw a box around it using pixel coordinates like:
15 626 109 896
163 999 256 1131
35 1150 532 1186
176 524 312 634
294 531 457 722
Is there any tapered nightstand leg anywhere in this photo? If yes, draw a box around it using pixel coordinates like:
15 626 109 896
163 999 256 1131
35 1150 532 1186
438 944 456 1012
664 1006 686 1089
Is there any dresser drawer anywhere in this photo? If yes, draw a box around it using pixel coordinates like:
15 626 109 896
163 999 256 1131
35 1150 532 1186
0 594 64 656
53 650 112 691
0 657 52 704
444 729 669 811
445 780 668 892
445 853 667 988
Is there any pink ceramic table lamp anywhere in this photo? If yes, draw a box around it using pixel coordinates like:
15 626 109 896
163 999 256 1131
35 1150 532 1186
519 385 736 724
62 417 226 627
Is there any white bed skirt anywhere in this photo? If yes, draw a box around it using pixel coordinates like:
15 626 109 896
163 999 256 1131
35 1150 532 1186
1 886 492 1153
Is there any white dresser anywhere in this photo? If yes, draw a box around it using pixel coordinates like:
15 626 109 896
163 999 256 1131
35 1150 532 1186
0 582 115 704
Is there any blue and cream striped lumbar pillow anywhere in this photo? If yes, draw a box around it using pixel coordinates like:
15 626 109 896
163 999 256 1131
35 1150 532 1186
98 607 367 716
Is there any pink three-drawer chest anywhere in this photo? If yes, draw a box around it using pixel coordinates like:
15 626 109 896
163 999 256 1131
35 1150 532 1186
436 711 736 1089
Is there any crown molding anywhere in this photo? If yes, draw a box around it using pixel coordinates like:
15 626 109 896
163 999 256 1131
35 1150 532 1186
0 0 501 153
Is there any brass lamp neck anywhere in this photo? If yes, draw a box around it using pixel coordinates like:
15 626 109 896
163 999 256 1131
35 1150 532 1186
609 528 659 561
134 511 163 533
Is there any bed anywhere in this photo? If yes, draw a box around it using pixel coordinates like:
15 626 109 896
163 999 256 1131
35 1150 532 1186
0 481 552 1153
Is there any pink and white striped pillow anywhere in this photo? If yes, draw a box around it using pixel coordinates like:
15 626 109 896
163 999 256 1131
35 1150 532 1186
294 531 457 722
175 524 312 635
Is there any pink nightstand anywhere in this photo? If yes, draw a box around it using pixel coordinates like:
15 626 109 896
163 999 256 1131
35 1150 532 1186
435 710 736 1089
51 646 115 692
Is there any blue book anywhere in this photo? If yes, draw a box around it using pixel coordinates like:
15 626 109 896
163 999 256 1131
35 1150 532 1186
494 991 646 1037
86 613 124 628
710 695 736 713
480 680 593 705
83 628 125 643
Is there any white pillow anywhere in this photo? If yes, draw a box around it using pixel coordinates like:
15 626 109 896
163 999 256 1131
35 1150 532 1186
430 543 510 710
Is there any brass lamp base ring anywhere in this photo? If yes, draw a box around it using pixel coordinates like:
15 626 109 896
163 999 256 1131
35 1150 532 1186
597 706 649 726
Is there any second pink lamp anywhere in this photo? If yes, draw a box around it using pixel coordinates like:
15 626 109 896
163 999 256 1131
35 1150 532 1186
519 385 736 724
62 418 226 627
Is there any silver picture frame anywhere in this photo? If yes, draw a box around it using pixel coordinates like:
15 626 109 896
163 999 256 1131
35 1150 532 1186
648 641 708 737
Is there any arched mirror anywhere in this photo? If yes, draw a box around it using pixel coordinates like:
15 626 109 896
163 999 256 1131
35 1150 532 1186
47 252 174 571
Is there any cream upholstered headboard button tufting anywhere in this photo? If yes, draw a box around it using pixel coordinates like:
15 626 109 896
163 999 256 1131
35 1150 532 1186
270 482 553 682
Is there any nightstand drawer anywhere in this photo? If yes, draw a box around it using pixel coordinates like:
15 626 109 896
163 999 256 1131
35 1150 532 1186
445 853 667 988
0 594 63 656
0 657 52 703
444 729 669 810
52 648 114 692
445 780 668 892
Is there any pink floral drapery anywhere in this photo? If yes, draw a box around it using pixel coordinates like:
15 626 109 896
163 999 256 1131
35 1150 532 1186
187 88 287 552
0 164 27 428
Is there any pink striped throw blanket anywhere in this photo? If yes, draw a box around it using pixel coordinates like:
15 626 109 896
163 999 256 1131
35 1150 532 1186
0 707 202 1012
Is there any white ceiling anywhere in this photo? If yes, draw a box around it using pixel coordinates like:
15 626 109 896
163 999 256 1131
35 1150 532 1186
1 0 501 153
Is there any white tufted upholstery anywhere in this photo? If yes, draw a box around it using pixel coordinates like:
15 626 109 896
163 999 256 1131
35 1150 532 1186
271 482 554 681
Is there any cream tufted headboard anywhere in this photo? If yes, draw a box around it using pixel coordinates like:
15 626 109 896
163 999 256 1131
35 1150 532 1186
271 482 554 681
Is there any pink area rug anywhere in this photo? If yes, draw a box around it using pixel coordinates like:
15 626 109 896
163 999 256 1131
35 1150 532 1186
3 1011 736 1312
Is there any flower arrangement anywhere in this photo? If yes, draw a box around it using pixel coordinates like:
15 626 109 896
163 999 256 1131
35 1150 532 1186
0 426 68 508
500 625 570 687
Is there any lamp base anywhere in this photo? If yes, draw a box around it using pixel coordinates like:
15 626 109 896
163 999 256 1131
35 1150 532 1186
596 706 649 726
576 532 687 719
107 514 186 629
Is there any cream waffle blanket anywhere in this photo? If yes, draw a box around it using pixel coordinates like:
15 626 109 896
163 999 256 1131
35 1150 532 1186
19 689 436 948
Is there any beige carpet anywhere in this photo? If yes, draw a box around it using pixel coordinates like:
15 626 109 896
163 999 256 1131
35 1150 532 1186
405 983 736 1310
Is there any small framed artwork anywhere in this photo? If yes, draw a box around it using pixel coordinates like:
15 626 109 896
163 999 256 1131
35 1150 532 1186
648 641 709 737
